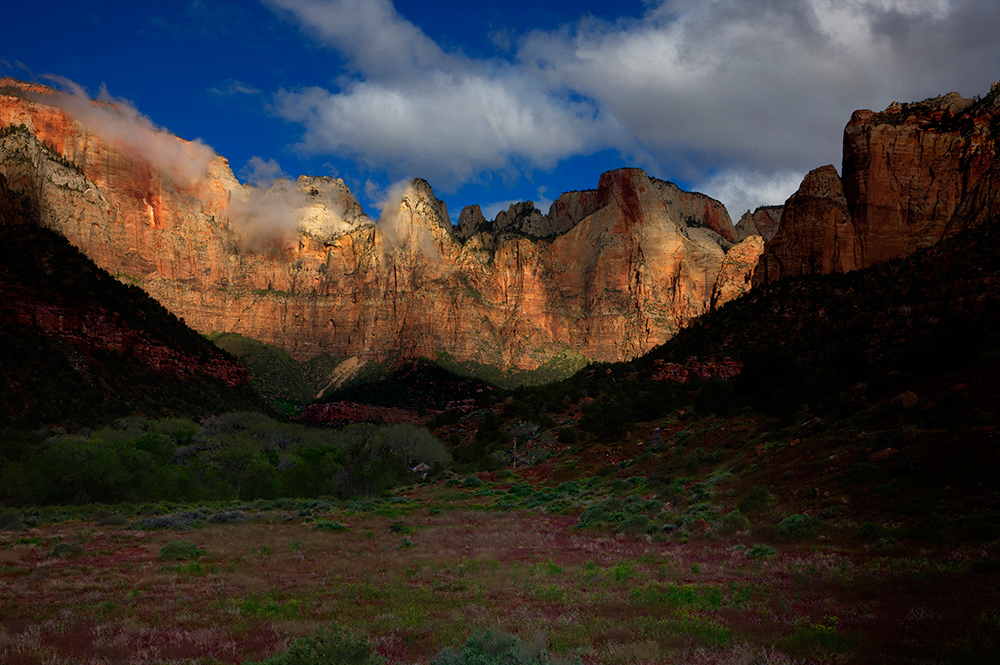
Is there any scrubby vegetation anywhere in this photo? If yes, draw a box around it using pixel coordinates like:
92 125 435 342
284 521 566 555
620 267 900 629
2 475 999 664
0 413 449 506
4 180 1000 663
208 333 347 415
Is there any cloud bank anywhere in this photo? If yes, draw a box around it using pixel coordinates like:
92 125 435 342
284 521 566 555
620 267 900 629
269 0 998 217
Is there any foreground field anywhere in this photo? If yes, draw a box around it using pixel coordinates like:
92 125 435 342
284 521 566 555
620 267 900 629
2 482 999 665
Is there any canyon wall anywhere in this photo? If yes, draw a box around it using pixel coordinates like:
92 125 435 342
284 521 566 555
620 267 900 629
756 83 1000 284
0 79 761 370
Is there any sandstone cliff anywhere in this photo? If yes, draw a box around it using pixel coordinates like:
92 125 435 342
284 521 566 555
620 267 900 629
734 206 782 243
1 79 760 373
756 82 1000 284
754 165 859 284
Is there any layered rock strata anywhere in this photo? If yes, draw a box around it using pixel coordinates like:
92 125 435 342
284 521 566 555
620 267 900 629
756 83 1000 284
1 79 761 370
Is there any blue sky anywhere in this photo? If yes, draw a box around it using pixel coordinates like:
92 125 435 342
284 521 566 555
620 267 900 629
4 0 998 223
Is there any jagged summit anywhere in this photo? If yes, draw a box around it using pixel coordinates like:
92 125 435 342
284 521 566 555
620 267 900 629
755 81 1000 284
4 74 999 381
0 78 760 375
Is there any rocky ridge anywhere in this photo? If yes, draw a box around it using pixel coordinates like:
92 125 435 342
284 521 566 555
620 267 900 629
756 83 1000 283
0 219 257 426
0 78 760 373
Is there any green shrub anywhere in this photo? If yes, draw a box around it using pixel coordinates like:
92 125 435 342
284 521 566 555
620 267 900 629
747 544 777 559
47 542 85 558
616 515 650 537
0 510 27 532
508 483 534 497
98 513 128 526
314 521 350 532
778 514 820 542
209 509 248 524
574 504 609 529
461 475 484 488
431 630 552 665
612 560 636 583
159 540 203 560
857 522 886 541
719 510 750 534
738 486 777 515
554 480 581 495
785 621 858 654
388 521 413 534
247 627 385 665
130 511 207 531
873 537 899 550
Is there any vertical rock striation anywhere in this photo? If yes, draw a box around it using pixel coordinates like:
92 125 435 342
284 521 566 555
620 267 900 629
1 79 760 371
756 83 1000 284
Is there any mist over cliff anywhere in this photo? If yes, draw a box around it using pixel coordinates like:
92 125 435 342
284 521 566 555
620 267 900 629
3 77 999 384
0 78 762 378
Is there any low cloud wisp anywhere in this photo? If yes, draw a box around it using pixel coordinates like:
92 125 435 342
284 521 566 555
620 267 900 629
40 77 216 186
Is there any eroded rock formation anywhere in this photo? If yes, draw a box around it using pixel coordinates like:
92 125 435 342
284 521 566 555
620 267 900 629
754 166 858 284
734 206 782 243
756 83 1000 284
1 79 760 371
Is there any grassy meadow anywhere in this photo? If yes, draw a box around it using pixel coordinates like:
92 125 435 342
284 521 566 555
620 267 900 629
2 473 999 665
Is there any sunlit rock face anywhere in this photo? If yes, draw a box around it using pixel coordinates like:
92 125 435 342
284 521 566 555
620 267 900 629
756 84 1000 284
1 79 760 369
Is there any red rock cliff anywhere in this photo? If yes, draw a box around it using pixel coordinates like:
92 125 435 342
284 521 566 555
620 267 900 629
756 83 1000 284
1 79 761 370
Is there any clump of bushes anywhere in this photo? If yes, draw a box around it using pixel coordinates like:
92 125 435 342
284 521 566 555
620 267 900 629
98 512 128 526
719 510 750 534
247 628 385 665
388 521 413 534
461 475 484 488
159 540 203 560
747 544 777 559
0 510 27 532
130 511 208 531
616 515 651 537
0 414 451 507
778 513 820 542
314 521 350 532
739 485 777 516
208 509 247 524
47 542 85 558
432 630 553 665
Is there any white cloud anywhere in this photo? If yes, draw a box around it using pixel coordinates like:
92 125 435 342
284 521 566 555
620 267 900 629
228 179 306 251
265 0 1000 215
40 77 215 185
697 169 806 221
209 79 262 96
276 70 611 186
240 156 290 186
265 0 445 78
517 0 998 211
